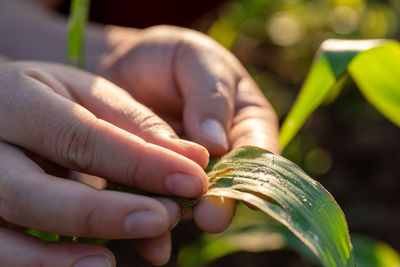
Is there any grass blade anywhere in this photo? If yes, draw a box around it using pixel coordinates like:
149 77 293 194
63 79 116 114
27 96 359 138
67 0 90 68
205 146 355 267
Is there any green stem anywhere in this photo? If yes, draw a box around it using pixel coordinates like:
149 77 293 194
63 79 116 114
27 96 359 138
67 0 90 68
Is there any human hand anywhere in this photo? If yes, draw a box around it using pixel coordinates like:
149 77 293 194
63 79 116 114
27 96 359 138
95 25 281 233
0 61 210 266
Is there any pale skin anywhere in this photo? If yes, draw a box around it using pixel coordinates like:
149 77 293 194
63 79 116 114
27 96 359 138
0 0 281 266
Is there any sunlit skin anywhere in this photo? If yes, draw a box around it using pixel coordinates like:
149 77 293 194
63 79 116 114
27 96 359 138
98 25 281 238
0 0 281 266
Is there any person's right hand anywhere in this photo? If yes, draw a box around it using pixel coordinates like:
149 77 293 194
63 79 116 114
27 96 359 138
0 60 210 266
94 25 281 234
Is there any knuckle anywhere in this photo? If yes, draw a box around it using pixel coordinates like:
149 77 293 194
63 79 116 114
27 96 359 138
206 83 234 116
54 117 98 172
0 173 20 222
122 141 146 187
136 113 173 136
30 253 46 267
74 198 98 237
214 81 232 101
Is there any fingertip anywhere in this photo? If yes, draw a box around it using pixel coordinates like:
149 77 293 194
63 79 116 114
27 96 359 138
193 196 236 233
171 138 210 169
73 255 114 267
164 172 208 198
199 118 229 157
155 197 182 229
123 210 166 238
50 242 116 267
136 233 172 266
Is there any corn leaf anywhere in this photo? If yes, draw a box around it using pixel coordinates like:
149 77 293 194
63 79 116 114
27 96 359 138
348 42 400 127
279 39 393 149
204 146 355 267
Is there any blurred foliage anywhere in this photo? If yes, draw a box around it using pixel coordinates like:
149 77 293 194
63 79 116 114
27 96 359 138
178 204 400 267
207 0 400 174
279 39 400 149
353 235 400 267
178 204 318 267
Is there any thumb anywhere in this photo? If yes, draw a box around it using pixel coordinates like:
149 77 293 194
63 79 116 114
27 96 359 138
175 43 236 157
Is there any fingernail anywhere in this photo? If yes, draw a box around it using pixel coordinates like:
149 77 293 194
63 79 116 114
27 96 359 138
165 173 202 198
174 139 210 169
124 211 164 237
74 256 111 267
177 139 208 153
200 119 228 150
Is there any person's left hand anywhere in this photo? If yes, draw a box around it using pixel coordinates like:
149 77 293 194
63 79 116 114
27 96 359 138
94 25 282 233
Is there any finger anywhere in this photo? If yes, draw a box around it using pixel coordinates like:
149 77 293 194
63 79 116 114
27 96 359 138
193 77 281 232
154 198 182 230
45 63 209 168
230 77 281 154
136 232 172 266
134 198 180 265
174 37 237 157
0 63 208 198
193 195 236 233
0 227 115 267
0 142 170 239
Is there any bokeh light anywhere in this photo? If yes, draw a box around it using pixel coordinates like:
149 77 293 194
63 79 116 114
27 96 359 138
330 6 359 34
266 12 304 46
305 148 333 176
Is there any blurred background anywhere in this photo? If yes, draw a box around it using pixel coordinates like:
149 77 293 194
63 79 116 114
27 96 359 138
60 0 400 265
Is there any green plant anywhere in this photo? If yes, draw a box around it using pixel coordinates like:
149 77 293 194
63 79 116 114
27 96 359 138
280 39 400 149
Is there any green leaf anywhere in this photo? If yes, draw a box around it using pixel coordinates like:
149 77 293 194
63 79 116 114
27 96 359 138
352 235 400 267
349 42 400 127
25 229 59 242
204 146 355 267
67 0 90 68
279 39 390 150
74 237 109 246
